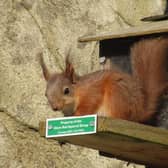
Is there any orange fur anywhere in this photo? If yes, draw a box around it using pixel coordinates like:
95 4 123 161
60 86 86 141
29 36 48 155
74 71 144 121
40 37 168 122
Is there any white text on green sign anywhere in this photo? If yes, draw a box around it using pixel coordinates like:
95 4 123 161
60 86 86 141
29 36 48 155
46 114 97 138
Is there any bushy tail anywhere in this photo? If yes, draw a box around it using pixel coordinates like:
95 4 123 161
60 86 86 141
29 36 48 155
131 37 168 122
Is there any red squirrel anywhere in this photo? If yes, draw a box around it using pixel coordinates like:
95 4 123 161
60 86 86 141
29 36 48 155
39 37 168 122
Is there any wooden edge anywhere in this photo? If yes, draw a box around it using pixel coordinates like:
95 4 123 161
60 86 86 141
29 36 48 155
97 117 168 146
39 121 46 137
78 21 168 42
39 117 168 146
39 118 168 167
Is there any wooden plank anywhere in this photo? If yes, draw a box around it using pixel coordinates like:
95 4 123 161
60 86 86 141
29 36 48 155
78 21 168 42
98 117 168 146
39 121 46 137
39 117 168 167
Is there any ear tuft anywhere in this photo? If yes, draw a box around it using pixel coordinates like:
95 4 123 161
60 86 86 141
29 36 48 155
65 56 75 83
38 52 50 81
64 49 79 83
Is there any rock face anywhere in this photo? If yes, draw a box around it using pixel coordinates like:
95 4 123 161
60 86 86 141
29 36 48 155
0 0 166 167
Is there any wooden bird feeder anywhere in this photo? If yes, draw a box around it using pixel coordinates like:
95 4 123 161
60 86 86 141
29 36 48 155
39 21 168 168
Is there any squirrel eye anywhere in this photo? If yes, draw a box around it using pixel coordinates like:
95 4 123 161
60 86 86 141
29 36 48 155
64 87 70 95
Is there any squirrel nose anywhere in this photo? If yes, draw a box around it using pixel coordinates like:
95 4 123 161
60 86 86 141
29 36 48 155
50 104 58 111
49 100 63 111
53 107 58 111
52 104 62 111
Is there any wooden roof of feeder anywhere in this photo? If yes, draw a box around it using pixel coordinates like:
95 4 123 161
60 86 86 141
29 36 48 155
78 20 168 42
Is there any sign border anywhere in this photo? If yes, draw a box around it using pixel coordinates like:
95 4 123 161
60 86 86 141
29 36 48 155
46 114 97 138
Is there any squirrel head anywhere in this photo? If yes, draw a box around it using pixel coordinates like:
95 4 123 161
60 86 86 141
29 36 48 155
39 53 78 115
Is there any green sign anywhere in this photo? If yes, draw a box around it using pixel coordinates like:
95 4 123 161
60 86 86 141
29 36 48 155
46 114 97 138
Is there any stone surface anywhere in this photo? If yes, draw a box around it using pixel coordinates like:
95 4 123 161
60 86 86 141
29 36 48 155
0 0 166 167
0 120 21 168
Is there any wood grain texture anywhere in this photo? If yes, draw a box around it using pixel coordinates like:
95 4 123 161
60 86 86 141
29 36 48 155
39 117 168 167
78 21 168 42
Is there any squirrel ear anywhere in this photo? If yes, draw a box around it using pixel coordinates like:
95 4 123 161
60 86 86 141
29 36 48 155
65 57 76 83
38 52 51 81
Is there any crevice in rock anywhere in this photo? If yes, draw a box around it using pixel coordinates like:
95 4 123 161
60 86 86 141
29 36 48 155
20 1 64 71
1 108 39 132
110 7 133 27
